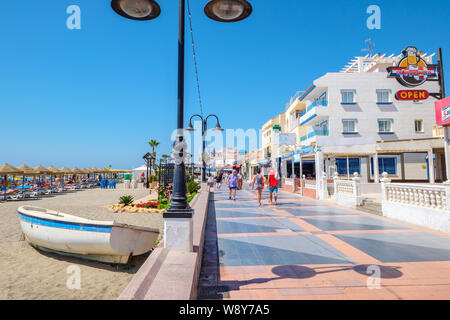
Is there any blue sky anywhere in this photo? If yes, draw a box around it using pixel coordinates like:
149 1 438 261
1 0 449 169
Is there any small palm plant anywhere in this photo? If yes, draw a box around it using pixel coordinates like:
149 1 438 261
119 195 134 206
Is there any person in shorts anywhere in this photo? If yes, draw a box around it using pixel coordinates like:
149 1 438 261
268 169 279 205
215 172 223 189
251 168 266 207
226 170 239 200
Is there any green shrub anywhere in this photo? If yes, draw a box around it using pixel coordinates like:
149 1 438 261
187 181 201 195
119 195 134 206
157 203 170 210
187 192 197 203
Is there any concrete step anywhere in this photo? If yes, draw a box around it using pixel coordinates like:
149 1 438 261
357 205 382 216
359 199 382 216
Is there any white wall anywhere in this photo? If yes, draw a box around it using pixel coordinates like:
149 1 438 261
383 202 450 233
404 153 428 180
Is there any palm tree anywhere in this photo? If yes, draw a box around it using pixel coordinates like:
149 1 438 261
148 139 160 158
161 154 171 160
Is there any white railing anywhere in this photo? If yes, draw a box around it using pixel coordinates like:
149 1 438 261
384 183 447 210
304 179 316 190
335 180 355 195
333 172 362 207
380 172 450 233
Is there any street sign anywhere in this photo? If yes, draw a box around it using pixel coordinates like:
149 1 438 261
387 47 438 87
274 133 296 145
396 90 429 101
435 97 450 126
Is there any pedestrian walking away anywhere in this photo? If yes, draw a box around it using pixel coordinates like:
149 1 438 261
251 168 265 207
268 168 279 205
216 171 223 189
226 170 239 200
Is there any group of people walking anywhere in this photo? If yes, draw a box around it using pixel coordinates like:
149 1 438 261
214 168 280 207
251 168 279 206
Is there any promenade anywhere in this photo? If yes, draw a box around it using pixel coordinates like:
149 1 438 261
198 185 450 300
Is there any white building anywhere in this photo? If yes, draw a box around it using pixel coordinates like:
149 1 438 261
283 50 444 185
211 147 239 170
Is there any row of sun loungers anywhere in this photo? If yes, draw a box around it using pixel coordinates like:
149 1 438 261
1 181 99 201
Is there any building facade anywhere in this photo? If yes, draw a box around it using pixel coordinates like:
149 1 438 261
280 51 443 185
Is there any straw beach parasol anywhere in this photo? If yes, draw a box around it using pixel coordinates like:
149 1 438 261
33 165 49 175
17 164 38 193
58 167 72 174
58 167 72 184
33 165 50 187
0 164 22 200
0 163 22 175
17 164 37 176
47 166 60 174
71 168 82 182
47 166 60 186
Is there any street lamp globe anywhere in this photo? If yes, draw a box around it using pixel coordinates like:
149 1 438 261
214 123 224 132
111 0 161 20
204 0 252 22
186 122 195 132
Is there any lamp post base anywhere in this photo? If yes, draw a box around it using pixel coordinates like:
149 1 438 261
164 216 193 252
163 207 193 219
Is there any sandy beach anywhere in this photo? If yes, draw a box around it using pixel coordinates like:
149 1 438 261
0 186 163 300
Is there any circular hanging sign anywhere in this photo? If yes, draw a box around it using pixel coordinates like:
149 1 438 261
388 47 438 87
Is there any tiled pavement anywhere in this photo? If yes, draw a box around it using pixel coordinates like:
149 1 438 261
197 185 450 300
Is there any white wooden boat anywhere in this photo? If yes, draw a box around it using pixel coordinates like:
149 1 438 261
18 206 160 264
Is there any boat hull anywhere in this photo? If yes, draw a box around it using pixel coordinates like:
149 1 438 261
18 206 159 264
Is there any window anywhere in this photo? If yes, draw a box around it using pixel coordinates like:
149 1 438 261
378 119 393 133
336 158 361 175
377 90 391 104
371 157 397 175
341 90 356 104
342 119 357 133
415 120 424 133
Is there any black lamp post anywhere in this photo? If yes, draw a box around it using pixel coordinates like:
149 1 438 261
143 152 155 189
186 114 223 183
111 0 252 218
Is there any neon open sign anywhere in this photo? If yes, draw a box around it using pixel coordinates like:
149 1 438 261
395 90 429 101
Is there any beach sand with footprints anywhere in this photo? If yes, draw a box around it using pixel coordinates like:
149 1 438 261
0 185 163 299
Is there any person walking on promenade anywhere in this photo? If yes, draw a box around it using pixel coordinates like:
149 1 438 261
216 171 223 189
268 168 279 205
251 168 265 207
226 170 239 201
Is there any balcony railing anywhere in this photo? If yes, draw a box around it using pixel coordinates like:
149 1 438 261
300 129 329 142
299 100 328 124
433 126 444 137
305 100 328 113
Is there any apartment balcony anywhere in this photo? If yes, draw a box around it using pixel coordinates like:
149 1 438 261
433 126 444 138
300 129 329 146
298 100 328 126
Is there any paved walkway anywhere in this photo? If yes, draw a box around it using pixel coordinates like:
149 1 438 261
198 185 450 300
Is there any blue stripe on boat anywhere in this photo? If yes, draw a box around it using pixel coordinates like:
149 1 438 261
18 212 112 233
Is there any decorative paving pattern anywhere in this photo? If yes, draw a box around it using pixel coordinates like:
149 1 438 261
303 216 408 231
215 208 283 218
334 232 450 263
285 207 359 216
217 218 304 234
198 185 450 300
219 235 354 266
